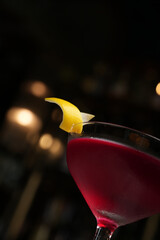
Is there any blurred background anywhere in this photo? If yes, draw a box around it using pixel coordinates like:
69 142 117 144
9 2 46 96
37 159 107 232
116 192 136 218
0 1 160 240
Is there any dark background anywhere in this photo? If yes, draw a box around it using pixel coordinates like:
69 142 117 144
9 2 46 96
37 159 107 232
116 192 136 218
0 1 160 240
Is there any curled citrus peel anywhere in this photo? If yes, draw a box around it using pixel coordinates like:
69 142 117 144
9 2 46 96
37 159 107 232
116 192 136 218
45 97 95 134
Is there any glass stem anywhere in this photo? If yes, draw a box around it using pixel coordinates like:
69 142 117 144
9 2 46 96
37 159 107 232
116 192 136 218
93 226 112 240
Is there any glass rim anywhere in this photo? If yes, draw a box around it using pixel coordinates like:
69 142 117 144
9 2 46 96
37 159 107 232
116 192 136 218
69 121 160 160
70 121 160 143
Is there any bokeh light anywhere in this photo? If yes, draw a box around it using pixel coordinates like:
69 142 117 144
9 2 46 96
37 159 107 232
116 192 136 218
22 80 50 97
39 134 64 159
155 82 160 96
16 109 34 126
6 107 42 131
49 138 64 157
30 81 48 97
39 134 53 150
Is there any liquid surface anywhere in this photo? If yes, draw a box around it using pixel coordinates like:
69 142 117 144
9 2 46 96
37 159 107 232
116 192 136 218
67 137 160 231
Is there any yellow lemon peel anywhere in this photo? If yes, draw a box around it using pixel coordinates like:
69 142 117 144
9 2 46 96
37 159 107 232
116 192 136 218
45 97 95 133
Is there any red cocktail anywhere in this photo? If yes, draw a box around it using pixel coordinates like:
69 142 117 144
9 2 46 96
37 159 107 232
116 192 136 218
67 122 160 239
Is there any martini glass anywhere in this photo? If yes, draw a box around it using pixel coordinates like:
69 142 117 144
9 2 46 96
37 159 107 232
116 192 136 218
67 122 160 240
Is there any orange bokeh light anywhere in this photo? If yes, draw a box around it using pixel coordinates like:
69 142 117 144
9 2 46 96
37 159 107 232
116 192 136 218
155 82 160 96
6 107 42 131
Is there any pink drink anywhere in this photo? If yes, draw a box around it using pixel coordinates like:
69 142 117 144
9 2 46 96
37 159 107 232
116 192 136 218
67 137 160 232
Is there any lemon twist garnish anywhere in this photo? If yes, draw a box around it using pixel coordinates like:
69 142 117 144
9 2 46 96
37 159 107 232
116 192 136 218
45 97 95 133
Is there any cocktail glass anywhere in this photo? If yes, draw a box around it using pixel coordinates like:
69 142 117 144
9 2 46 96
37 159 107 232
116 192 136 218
67 122 160 240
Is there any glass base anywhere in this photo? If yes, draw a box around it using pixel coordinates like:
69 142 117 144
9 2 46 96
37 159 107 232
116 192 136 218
93 226 112 240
